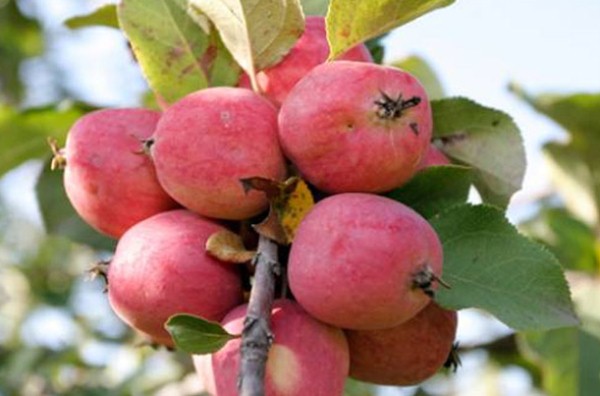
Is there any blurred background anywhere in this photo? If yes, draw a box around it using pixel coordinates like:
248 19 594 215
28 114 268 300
1 0 599 395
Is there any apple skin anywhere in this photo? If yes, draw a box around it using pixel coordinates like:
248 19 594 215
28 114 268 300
346 302 457 386
63 108 178 238
239 16 373 107
417 144 451 170
107 209 243 347
205 299 349 396
288 193 443 330
151 87 286 220
278 61 432 193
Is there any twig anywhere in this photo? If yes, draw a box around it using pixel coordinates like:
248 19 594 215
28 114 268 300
238 235 280 396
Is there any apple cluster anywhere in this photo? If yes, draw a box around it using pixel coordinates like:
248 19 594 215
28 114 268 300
58 16 456 395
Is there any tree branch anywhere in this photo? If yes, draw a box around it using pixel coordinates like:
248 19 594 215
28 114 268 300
238 235 280 396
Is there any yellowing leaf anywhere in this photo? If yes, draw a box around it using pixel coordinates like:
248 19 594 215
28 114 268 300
189 0 304 88
276 178 314 242
206 229 256 263
242 176 314 244
326 0 455 60
118 0 240 105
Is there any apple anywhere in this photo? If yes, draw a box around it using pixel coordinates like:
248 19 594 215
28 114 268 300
239 16 373 107
63 108 178 238
207 299 349 396
107 209 243 347
278 61 432 193
346 302 458 385
288 193 443 330
151 87 286 220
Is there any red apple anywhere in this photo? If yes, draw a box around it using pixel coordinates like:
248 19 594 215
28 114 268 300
107 209 243 346
63 108 177 238
278 61 432 193
288 193 443 330
207 299 349 396
239 16 373 107
346 302 458 385
151 87 286 220
417 144 451 170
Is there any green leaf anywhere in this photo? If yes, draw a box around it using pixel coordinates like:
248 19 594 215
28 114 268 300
64 4 119 29
35 160 116 251
520 206 599 273
0 103 88 177
326 0 455 60
511 84 600 143
432 97 526 209
391 55 445 100
386 165 471 219
166 314 238 354
302 0 330 15
430 204 578 331
189 0 304 83
543 142 600 227
521 328 600 396
519 275 600 395
118 0 240 105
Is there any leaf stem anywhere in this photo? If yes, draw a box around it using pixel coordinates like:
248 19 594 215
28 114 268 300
238 235 280 396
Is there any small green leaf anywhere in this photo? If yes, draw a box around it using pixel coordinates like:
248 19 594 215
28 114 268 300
118 0 240 105
431 204 578 331
326 0 455 60
35 159 116 251
0 103 88 177
190 0 304 83
391 55 444 100
64 4 119 29
432 97 526 209
166 314 238 354
386 165 471 219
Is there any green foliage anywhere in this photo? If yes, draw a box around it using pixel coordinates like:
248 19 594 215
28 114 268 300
118 0 240 105
387 165 472 219
432 97 526 208
35 160 116 251
0 0 43 104
521 275 600 396
326 0 455 59
0 103 88 176
64 4 119 29
511 84 600 144
166 314 238 354
520 206 599 273
431 204 578 331
392 55 445 100
189 0 304 84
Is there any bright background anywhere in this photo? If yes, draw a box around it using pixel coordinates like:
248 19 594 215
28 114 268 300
1 1 599 395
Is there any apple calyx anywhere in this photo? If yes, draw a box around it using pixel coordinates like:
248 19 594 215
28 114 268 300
374 91 422 121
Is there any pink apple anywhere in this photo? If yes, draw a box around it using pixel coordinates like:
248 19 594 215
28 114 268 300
63 108 178 238
278 61 432 193
207 299 349 396
107 209 243 347
288 193 443 330
151 87 286 220
239 16 373 107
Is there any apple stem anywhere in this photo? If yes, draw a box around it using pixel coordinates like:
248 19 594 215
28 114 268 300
238 235 280 396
